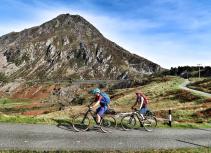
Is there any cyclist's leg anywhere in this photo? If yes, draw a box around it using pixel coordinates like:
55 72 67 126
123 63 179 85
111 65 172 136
96 107 101 124
139 107 147 119
97 106 108 123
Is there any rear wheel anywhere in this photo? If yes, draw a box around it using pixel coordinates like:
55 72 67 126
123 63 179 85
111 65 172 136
72 113 90 132
142 116 157 132
100 115 117 133
121 114 136 130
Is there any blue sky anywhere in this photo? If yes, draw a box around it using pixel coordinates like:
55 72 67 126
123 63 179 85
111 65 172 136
0 0 211 68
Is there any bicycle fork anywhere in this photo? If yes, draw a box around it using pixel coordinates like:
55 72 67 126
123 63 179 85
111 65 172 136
81 111 89 124
128 114 134 124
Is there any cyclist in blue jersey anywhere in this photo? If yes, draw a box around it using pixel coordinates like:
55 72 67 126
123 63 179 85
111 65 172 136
90 88 110 126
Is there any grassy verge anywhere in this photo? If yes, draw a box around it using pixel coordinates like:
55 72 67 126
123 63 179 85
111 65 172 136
0 114 53 124
1 113 211 129
0 147 210 153
156 122 211 128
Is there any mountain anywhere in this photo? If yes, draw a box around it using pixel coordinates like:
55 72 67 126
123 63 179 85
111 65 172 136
0 14 163 81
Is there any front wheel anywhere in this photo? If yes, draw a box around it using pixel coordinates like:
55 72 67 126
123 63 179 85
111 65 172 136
72 113 90 132
121 114 136 131
142 116 157 132
100 115 117 133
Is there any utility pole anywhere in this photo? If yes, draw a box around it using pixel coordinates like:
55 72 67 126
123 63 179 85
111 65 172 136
197 64 202 78
168 109 172 127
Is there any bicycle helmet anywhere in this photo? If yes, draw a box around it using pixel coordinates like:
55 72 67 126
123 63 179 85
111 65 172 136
91 88 101 94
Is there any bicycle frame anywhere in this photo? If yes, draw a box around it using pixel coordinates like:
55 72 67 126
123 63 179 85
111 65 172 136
82 108 98 124
131 110 145 124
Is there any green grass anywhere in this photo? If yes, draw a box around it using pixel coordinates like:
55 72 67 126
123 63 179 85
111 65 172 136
172 110 195 122
156 122 211 128
172 122 211 128
0 114 53 124
0 147 210 153
166 89 204 103
112 77 187 110
112 77 182 106
0 98 31 108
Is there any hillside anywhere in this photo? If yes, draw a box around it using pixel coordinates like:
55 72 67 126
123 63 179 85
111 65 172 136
188 78 211 94
0 14 163 81
0 76 210 128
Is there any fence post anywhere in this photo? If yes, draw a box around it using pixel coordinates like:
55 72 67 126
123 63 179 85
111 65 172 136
168 109 172 127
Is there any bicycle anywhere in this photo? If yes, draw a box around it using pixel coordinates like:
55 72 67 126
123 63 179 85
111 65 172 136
72 106 117 133
121 108 157 132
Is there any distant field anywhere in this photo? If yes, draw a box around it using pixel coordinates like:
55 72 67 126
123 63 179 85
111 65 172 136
0 97 57 116
0 83 61 116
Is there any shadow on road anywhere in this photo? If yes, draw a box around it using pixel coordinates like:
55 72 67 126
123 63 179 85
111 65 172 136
52 119 75 132
175 139 210 148
53 119 155 133
53 119 110 133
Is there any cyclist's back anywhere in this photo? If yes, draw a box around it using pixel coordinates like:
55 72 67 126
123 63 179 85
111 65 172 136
131 90 148 115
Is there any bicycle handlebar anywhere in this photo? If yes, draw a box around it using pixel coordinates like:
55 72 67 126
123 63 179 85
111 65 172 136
87 105 93 111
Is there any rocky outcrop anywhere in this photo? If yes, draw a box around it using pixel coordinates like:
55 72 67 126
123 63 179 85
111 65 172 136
0 14 163 81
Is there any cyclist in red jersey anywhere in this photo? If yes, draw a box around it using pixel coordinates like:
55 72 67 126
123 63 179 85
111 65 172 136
131 90 148 117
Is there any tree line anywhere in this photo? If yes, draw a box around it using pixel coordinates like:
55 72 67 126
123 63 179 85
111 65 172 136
163 66 211 77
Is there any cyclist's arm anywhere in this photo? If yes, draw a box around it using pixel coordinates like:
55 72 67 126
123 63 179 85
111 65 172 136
107 104 110 109
92 100 100 108
131 101 138 109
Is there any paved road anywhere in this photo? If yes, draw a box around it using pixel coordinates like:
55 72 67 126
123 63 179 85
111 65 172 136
0 123 210 150
179 79 211 98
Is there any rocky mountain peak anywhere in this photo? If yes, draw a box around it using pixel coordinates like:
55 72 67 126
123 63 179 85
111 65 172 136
54 14 88 24
0 13 163 81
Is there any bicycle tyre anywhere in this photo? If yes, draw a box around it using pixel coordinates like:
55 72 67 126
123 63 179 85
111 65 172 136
72 113 90 132
121 114 136 131
100 115 117 133
142 115 157 132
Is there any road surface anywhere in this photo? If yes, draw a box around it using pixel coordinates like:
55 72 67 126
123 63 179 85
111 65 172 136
0 123 210 151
